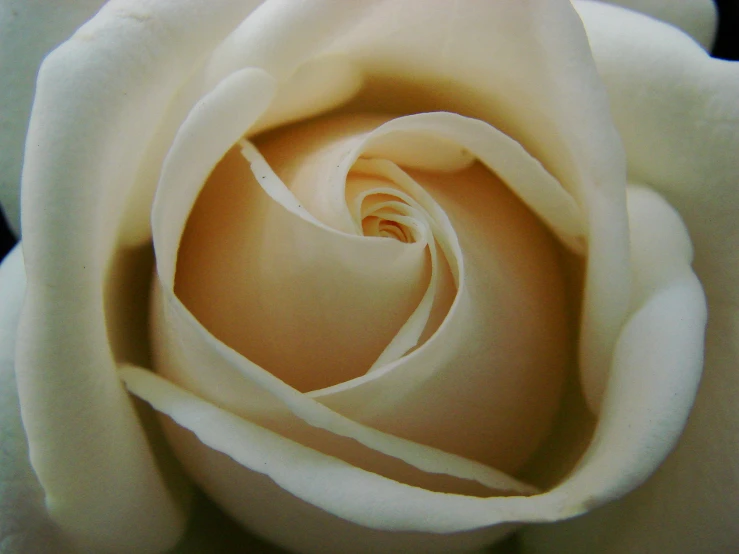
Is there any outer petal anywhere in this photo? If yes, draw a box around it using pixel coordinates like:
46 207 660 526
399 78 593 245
593 0 717 50
15 1 270 551
0 0 107 235
316 0 631 415
0 246 71 553
523 4 739 553
128 2 702 553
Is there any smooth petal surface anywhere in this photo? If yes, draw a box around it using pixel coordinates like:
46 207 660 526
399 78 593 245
523 4 739 553
150 106 568 519
593 0 717 50
191 0 630 413
15 1 271 551
0 0 106 235
14 2 712 554
527 184 706 510
130 3 705 554
317 0 632 414
0 247 72 553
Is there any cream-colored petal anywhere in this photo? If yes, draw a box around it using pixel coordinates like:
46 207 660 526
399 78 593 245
203 0 632 414
259 113 573 475
317 160 571 474
0 247 70 552
153 274 536 498
522 185 707 552
202 1 372 137
523 302 739 554
155 101 538 497
152 68 276 284
590 0 717 50
239 132 450 375
142 2 641 549
15 1 640 551
0 0 106 235
129 185 707 548
524 4 738 552
162 105 572 484
324 0 632 414
115 2 371 248
539 185 705 503
575 0 739 306
332 112 587 253
121 365 521 554
15 1 271 551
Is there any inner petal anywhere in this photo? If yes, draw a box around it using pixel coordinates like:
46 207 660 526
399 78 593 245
175 146 437 392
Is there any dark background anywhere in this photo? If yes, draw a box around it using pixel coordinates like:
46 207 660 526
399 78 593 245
1 1 737 262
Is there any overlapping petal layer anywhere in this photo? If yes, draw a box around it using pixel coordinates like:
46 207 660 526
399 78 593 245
12 1 712 552
0 247 71 552
0 0 107 236
142 105 574 550
523 3 738 553
15 2 267 551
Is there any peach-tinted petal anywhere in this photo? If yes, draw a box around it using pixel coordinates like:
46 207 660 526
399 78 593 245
133 174 709 554
121 364 524 554
153 106 569 493
321 0 632 414
208 3 633 405
15 1 268 551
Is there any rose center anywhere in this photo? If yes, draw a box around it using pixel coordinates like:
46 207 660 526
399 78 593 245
173 112 571 473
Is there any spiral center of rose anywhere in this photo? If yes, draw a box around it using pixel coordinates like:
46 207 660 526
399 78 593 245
173 112 572 473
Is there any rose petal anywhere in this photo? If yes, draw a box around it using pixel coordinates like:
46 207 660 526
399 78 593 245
236 137 445 378
202 0 374 136
16 1 638 551
15 2 271 550
151 74 545 501
531 185 706 509
131 167 710 554
574 0 739 306
120 364 522 554
523 4 739 553
204 2 633 405
139 2 648 550
253 113 573 471
0 246 72 553
523 302 738 554
591 0 717 50
164 108 570 481
0 0 106 236
521 188 707 554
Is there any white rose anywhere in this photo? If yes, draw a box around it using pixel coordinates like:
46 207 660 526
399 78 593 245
0 1 735 554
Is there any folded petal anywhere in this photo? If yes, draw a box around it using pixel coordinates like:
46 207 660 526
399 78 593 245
321 0 632 412
523 4 739 553
574 0 739 306
207 1 633 408
522 301 738 554
0 0 106 236
138 3 701 553
0 247 72 553
15 1 275 550
17 1 642 552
